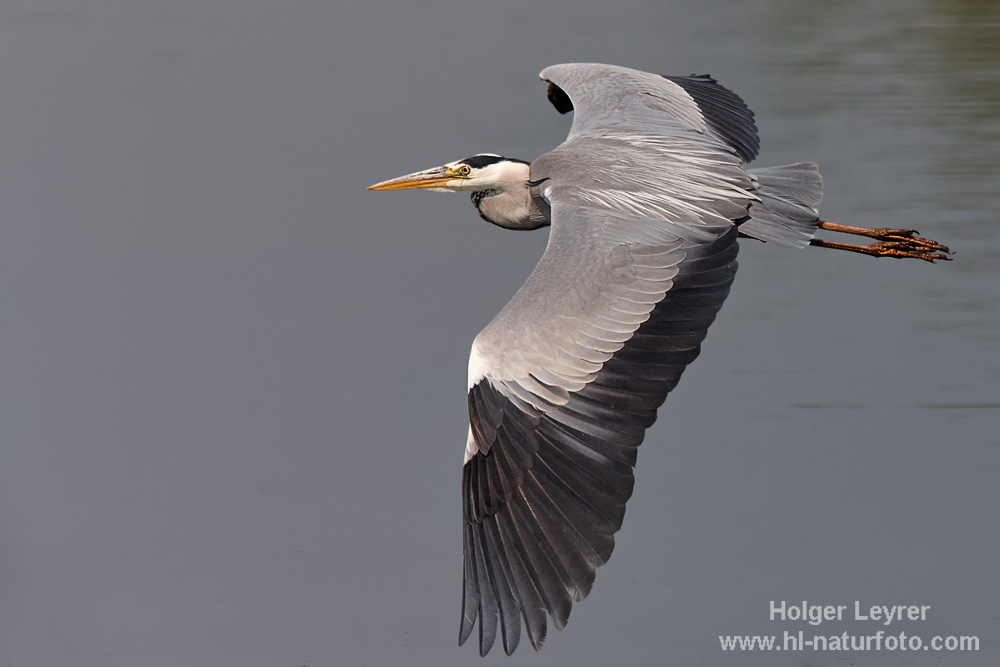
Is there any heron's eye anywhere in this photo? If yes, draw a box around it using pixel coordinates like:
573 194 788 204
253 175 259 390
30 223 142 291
458 165 471 176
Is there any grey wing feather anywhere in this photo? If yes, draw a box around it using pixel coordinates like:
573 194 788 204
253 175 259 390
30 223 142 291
459 63 760 655
540 63 759 163
661 74 759 162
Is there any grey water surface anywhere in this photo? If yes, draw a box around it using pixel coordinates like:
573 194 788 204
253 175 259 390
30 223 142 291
1 1 998 666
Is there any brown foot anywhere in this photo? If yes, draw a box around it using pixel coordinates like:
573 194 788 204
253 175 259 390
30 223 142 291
812 221 953 262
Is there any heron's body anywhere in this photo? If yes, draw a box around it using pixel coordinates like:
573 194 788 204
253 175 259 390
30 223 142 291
368 63 950 657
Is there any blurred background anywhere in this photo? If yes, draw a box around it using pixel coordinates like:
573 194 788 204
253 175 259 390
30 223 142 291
1 1 998 665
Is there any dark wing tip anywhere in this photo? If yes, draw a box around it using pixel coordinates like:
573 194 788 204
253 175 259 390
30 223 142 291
662 73 760 163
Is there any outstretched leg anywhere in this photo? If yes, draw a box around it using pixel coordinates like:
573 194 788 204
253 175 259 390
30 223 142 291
809 221 953 262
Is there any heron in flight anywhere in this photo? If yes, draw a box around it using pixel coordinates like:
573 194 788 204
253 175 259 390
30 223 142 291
368 63 951 656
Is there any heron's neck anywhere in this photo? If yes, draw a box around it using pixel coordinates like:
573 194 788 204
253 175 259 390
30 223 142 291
470 162 549 230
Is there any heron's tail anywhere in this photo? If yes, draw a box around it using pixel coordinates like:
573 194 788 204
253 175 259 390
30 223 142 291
739 162 823 248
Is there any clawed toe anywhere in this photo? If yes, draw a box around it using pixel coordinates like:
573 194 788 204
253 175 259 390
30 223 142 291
813 221 954 262
868 241 952 263
874 229 953 255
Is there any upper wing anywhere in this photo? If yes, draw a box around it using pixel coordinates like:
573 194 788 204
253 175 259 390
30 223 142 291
540 63 759 163
459 64 756 655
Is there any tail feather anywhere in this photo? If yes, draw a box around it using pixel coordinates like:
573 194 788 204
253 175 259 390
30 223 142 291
740 162 823 249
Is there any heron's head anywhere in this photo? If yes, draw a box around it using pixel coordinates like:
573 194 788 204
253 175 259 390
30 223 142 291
368 154 530 193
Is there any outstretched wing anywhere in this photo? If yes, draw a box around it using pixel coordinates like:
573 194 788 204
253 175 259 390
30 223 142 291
459 63 758 655
542 63 759 163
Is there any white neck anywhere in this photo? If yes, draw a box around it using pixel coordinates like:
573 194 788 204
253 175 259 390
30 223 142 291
471 162 549 230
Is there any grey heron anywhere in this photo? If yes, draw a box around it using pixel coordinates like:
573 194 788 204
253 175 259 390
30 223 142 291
368 63 951 656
